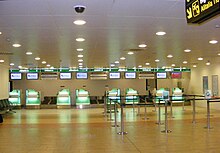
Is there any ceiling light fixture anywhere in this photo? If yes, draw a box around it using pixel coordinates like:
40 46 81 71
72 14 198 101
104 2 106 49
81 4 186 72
171 64 176 67
78 55 83 58
26 52 32 55
167 54 173 58
18 66 22 69
206 61 211 65
138 44 147 48
145 63 150 65
120 57 126 60
184 49 191 53
110 63 115 67
198 57 203 61
193 65 197 68
78 59 83 62
155 59 160 62
35 57 40 60
183 61 188 64
46 64 51 67
156 31 166 36
76 38 85 42
73 20 86 25
42 61 47 64
138 65 142 68
77 48 84 51
0 60 4 63
0 32 2 35
127 51 134 55
12 43 21 48
79 63 83 66
115 61 119 64
10 63 14 66
209 40 218 44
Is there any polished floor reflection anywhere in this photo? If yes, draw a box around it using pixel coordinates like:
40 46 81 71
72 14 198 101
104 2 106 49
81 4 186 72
1 105 220 153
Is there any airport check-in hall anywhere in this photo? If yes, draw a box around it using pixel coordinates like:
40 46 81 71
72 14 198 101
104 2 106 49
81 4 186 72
1 0 220 153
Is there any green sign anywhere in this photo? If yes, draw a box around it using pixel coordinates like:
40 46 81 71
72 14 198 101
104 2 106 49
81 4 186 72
186 0 220 24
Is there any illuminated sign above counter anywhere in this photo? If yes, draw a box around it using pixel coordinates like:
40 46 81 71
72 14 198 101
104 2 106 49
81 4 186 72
186 0 220 24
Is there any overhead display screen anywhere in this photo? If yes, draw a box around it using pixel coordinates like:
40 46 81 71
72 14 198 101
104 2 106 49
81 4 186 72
60 72 72 80
10 73 22 80
27 73 38 80
125 72 136 79
186 0 220 24
76 72 88 79
109 72 120 79
171 72 182 79
156 72 167 79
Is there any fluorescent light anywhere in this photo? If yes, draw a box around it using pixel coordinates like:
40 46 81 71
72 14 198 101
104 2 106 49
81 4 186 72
127 51 134 55
26 52 32 55
218 53 220 56
145 63 150 65
206 61 211 65
167 54 173 58
115 61 119 64
156 31 166 36
78 55 83 58
0 60 4 63
42 61 47 64
138 44 147 48
183 61 188 64
198 57 203 61
0 32 2 35
35 57 40 60
18 66 22 69
110 63 115 67
12 43 21 48
79 63 83 66
155 59 160 62
79 65 83 68
209 40 218 44
171 64 176 67
46 64 50 67
73 20 86 25
76 38 85 42
10 63 14 66
184 49 191 53
120 57 126 60
78 59 83 62
193 65 197 68
138 65 142 68
77 48 84 51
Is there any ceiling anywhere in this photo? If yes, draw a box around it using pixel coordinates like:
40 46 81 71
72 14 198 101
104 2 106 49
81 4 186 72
0 0 220 69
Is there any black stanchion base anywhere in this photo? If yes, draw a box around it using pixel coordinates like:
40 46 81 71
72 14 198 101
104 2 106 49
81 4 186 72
161 130 172 133
155 122 164 125
142 117 149 120
117 131 128 135
112 125 120 127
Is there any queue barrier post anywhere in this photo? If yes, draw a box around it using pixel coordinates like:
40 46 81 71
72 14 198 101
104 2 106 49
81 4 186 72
161 100 172 134
117 100 128 135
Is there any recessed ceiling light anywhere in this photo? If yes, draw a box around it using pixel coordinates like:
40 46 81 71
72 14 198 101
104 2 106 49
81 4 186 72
46 64 50 67
193 64 197 68
184 49 191 53
35 57 40 60
138 44 147 48
127 51 134 55
77 48 84 51
79 65 83 68
0 60 4 63
145 63 150 65
115 61 119 64
183 61 188 64
0 32 2 35
42 61 47 64
209 40 218 44
26 52 32 55
155 59 160 62
218 53 220 56
110 63 115 67
156 31 166 36
206 62 210 66
78 59 83 62
138 65 142 68
167 54 173 58
171 64 176 67
10 63 14 66
76 38 85 42
197 57 203 61
79 63 83 66
18 66 22 69
12 43 21 48
120 57 126 60
73 20 86 25
78 55 83 58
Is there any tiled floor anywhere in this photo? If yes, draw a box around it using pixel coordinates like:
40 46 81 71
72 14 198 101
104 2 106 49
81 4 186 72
1 105 220 153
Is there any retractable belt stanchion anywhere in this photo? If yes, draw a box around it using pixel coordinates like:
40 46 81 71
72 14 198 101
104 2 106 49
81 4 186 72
205 99 213 129
117 98 128 135
170 100 174 118
192 96 196 124
112 101 119 127
156 99 163 125
108 99 113 121
142 102 149 120
104 95 107 117
161 99 172 133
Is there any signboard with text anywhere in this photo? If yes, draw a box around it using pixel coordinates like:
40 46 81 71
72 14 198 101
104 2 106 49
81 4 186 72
186 0 220 24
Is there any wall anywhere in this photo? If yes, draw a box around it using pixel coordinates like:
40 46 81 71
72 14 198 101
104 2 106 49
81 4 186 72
189 63 220 109
0 64 9 99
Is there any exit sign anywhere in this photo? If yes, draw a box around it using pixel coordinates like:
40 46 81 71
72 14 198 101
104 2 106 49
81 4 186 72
186 0 220 24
